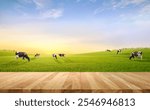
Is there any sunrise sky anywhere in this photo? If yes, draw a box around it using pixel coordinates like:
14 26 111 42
0 0 150 53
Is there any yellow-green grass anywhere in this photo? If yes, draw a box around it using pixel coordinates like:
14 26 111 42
0 48 150 72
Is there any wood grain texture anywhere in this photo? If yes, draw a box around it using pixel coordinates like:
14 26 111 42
0 72 150 93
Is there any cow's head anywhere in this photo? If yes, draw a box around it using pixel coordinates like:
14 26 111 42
15 52 19 55
15 52 19 59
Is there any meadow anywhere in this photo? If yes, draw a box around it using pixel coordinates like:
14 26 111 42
0 48 150 72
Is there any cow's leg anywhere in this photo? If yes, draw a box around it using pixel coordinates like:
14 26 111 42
16 55 19 59
129 56 133 60
137 54 142 60
140 55 142 60
25 56 30 62
129 55 134 60
133 56 136 60
129 55 132 60
22 57 25 60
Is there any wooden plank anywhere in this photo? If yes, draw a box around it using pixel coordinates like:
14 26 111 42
0 72 150 93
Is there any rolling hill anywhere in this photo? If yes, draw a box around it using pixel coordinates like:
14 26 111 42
0 48 150 72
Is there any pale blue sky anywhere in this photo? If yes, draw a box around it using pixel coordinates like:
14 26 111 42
0 0 150 53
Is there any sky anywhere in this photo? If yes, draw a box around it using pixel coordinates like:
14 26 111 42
0 0 150 53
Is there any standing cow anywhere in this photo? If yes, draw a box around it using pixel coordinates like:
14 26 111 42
35 53 40 58
58 54 65 57
129 51 142 60
106 49 111 52
52 54 57 59
15 52 30 61
117 49 122 54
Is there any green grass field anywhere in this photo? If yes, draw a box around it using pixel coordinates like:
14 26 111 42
0 48 150 72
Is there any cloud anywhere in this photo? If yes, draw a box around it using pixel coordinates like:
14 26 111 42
76 0 97 3
16 0 63 19
41 9 64 19
94 0 147 15
89 0 97 3
112 0 146 9
17 0 47 9
17 0 32 4
32 0 46 9
76 0 81 3
125 0 145 5
140 4 150 15
94 8 104 15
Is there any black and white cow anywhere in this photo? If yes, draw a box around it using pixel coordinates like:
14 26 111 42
52 54 57 59
58 53 65 57
129 51 142 60
15 52 30 61
117 49 122 54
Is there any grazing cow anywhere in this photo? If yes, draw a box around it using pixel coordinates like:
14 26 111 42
129 51 142 60
106 49 111 52
117 49 122 54
15 52 30 61
35 53 40 58
58 54 65 57
52 54 57 59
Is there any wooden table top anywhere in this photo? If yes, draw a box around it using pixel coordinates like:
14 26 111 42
0 72 150 93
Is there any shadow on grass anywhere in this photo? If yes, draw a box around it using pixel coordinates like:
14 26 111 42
61 57 73 63
137 59 150 63
30 57 38 61
129 58 150 63
53 59 61 64
1 59 28 67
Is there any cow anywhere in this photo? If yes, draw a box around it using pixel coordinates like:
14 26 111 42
129 51 142 60
35 53 40 58
117 49 122 54
106 49 111 52
52 54 57 59
58 54 65 57
15 52 30 61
